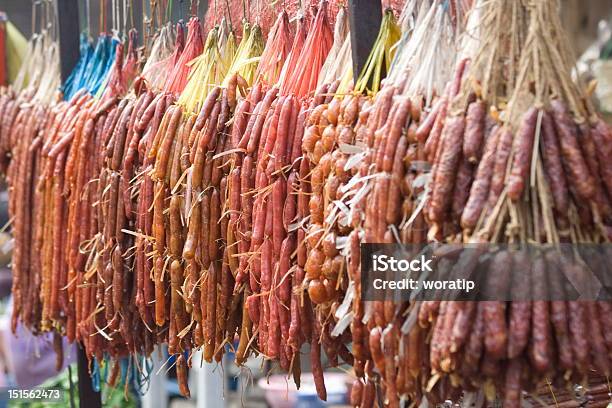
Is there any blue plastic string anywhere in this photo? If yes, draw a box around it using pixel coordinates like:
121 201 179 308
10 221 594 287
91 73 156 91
62 34 94 99
133 356 154 396
91 358 101 393
120 358 129 386
61 33 119 100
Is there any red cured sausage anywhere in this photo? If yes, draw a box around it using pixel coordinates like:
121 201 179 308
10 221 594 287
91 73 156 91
429 115 465 223
540 111 569 215
550 100 595 200
507 107 538 200
463 100 486 163
461 127 500 230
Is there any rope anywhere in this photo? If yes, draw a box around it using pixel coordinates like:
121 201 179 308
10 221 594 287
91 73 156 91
222 0 233 33
101 0 106 34
123 0 129 35
130 0 135 30
86 0 91 36
167 0 173 23
31 0 38 37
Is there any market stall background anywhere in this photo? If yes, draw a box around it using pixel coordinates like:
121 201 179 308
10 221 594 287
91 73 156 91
0 0 599 408
4 0 612 51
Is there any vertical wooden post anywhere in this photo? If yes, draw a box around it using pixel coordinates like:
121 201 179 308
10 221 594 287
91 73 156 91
56 0 81 82
77 346 101 408
347 0 383 85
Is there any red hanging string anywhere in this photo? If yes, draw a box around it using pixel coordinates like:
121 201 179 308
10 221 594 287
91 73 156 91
163 17 204 95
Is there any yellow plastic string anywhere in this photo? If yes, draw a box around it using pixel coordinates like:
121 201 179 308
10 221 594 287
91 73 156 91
177 20 236 114
355 9 401 95
178 27 221 113
217 20 237 84
221 22 264 88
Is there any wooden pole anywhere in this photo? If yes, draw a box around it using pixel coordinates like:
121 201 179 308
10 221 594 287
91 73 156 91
347 0 382 86
77 346 101 408
56 0 81 82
